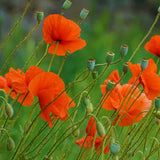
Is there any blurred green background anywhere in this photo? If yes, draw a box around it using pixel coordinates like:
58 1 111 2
0 0 160 159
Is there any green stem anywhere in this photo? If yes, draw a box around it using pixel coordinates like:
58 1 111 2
58 56 67 76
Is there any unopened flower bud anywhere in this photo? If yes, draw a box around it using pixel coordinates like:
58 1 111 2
106 52 115 64
158 6 160 13
6 137 15 151
36 11 44 24
62 0 72 10
109 142 120 154
86 102 93 114
141 58 148 71
155 97 160 110
72 126 80 137
5 103 13 118
120 44 128 58
96 121 105 137
92 70 98 79
123 62 129 74
0 89 6 107
106 80 115 91
83 96 90 107
87 58 95 71
80 8 89 20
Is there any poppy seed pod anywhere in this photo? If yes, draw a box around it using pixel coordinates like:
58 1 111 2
141 58 148 71
106 52 115 64
120 44 128 58
109 142 120 154
155 97 160 110
106 80 115 91
123 62 129 74
86 102 93 114
6 137 15 151
96 121 105 137
92 70 98 79
80 8 89 20
36 11 44 24
5 103 13 118
87 58 95 71
62 0 72 10
83 96 90 107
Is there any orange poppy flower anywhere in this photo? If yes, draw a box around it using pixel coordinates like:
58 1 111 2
0 76 7 89
128 59 160 100
28 71 75 127
4 68 34 106
144 35 160 57
42 14 86 56
101 70 152 126
75 117 109 154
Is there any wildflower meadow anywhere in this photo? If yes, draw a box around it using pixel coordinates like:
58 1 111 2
0 0 160 160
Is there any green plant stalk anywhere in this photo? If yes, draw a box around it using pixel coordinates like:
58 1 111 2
0 23 40 75
0 0 32 52
58 55 67 76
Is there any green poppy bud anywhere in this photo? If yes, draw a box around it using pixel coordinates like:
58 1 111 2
158 6 160 13
123 62 129 74
106 52 115 64
72 125 80 137
155 97 160 110
86 102 93 114
96 121 105 137
87 58 95 71
141 58 148 71
6 137 15 151
83 96 90 107
0 89 6 107
109 142 120 154
106 80 115 91
62 0 72 10
36 11 44 24
80 8 89 20
92 70 98 79
5 103 13 118
120 44 128 58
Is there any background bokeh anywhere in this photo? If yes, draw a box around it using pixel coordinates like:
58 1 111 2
0 0 160 159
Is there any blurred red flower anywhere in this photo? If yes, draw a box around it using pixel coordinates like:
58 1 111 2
42 14 86 56
75 117 109 154
145 35 160 57
100 70 152 126
128 59 160 100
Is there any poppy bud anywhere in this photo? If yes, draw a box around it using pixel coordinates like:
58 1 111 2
120 44 128 58
5 103 13 118
0 89 6 107
6 137 15 151
106 52 115 64
83 96 90 107
87 58 95 71
141 58 148 71
106 80 115 91
80 8 89 20
96 121 105 137
158 6 160 13
155 97 160 110
72 125 80 137
62 0 72 10
92 70 98 79
123 62 129 74
86 102 93 114
109 142 120 154
36 11 44 24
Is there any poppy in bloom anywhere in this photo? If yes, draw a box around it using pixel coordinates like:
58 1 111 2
144 35 160 57
128 59 160 100
4 68 34 106
100 70 152 126
75 117 109 154
28 70 75 127
42 14 86 56
0 76 7 89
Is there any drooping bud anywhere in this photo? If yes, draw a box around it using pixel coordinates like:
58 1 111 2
87 58 95 71
6 137 15 151
80 8 89 20
72 125 80 137
155 97 160 110
109 142 120 154
106 80 115 91
0 89 6 107
36 11 44 24
62 0 72 10
120 44 128 58
5 103 13 118
123 62 129 74
83 96 90 107
86 102 93 114
141 58 148 71
96 121 105 137
106 52 115 64
92 70 98 79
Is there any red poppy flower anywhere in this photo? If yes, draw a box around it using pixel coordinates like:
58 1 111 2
100 70 152 126
28 71 75 127
144 35 160 57
4 68 34 106
128 59 160 100
75 117 109 154
0 76 7 89
42 14 86 56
